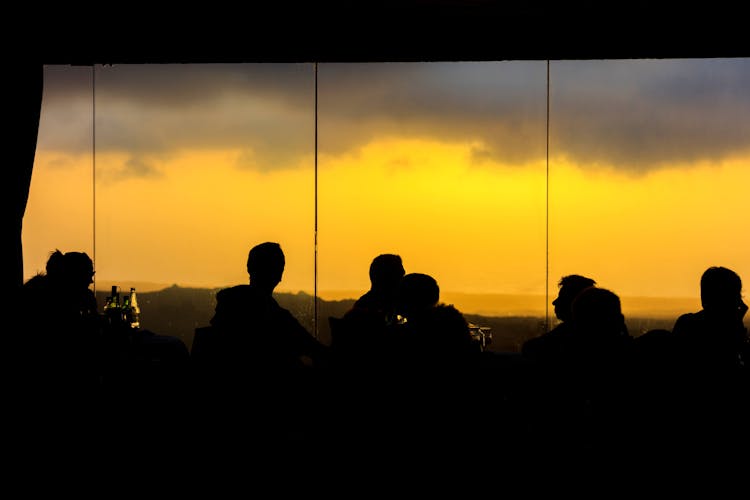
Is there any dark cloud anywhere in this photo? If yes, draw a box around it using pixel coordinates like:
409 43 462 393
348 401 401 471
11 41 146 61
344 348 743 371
548 59 750 170
123 156 161 178
37 59 750 176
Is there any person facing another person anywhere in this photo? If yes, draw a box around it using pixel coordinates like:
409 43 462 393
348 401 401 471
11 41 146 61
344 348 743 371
18 249 101 395
521 274 596 361
525 286 635 456
350 253 406 324
385 272 483 451
22 249 99 328
390 272 480 366
330 253 405 362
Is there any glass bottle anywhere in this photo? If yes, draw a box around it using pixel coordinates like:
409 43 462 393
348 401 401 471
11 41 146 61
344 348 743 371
128 287 141 329
122 294 132 326
105 285 122 325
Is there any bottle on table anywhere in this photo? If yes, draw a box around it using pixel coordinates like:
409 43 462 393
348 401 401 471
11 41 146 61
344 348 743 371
122 293 131 324
104 285 123 325
128 287 141 329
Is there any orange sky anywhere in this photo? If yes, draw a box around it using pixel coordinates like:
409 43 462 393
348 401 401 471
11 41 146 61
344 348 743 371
24 140 749 315
22 61 750 318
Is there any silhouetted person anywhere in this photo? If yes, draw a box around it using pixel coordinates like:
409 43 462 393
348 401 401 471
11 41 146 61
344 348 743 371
353 254 405 321
22 249 98 325
330 253 404 367
327 254 405 443
391 273 479 360
571 287 636 449
394 272 439 320
521 274 596 361
672 266 748 371
208 242 328 368
193 242 328 445
387 272 442 366
14 249 107 453
19 249 101 395
670 266 749 453
383 273 486 452
527 286 635 456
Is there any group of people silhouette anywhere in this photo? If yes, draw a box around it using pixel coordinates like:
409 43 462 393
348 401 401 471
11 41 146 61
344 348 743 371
12 242 750 460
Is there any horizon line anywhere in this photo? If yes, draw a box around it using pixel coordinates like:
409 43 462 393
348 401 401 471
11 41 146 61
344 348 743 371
91 280 701 301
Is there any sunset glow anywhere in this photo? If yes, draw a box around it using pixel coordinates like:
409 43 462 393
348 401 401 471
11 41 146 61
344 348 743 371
23 61 750 321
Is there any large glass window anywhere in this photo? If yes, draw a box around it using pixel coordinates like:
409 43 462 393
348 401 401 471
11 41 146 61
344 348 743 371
25 58 749 351
24 65 94 277
317 62 548 350
27 64 316 349
548 58 750 334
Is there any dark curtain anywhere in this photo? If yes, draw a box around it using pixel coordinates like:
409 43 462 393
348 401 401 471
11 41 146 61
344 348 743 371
3 63 43 293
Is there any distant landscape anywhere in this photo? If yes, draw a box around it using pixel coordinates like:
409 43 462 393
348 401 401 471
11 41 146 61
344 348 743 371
93 284 716 353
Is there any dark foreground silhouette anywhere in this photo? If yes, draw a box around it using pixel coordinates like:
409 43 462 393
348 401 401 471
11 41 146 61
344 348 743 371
191 242 329 449
9 252 749 466
11 249 190 460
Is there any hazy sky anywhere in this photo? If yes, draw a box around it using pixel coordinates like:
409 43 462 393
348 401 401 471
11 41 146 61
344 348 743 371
24 59 750 315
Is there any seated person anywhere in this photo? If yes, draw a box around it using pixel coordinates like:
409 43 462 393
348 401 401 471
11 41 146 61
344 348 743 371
522 274 596 361
193 242 329 444
391 272 479 366
206 242 327 371
672 266 749 372
348 253 405 325
20 250 100 386
22 249 99 332
385 273 485 451
331 254 405 366
670 266 749 454
530 287 635 455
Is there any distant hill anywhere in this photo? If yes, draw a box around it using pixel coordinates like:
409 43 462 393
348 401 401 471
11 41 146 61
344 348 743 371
94 284 702 353
95 285 356 350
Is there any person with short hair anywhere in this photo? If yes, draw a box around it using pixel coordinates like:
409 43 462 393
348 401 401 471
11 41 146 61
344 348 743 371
521 274 596 360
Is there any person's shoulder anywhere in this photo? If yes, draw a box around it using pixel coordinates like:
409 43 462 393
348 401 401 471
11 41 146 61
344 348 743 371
676 311 700 320
672 311 706 339
216 284 250 301
673 311 701 327
521 333 548 356
521 323 570 356
548 322 574 336
23 274 48 290
20 274 50 303
527 323 568 342
353 290 376 308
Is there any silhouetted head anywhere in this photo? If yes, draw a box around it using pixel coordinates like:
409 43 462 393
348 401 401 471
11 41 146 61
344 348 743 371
45 249 66 277
46 249 94 290
571 287 626 338
63 251 95 290
369 254 405 293
553 274 596 322
424 303 474 355
700 266 743 313
395 273 439 319
247 242 285 292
